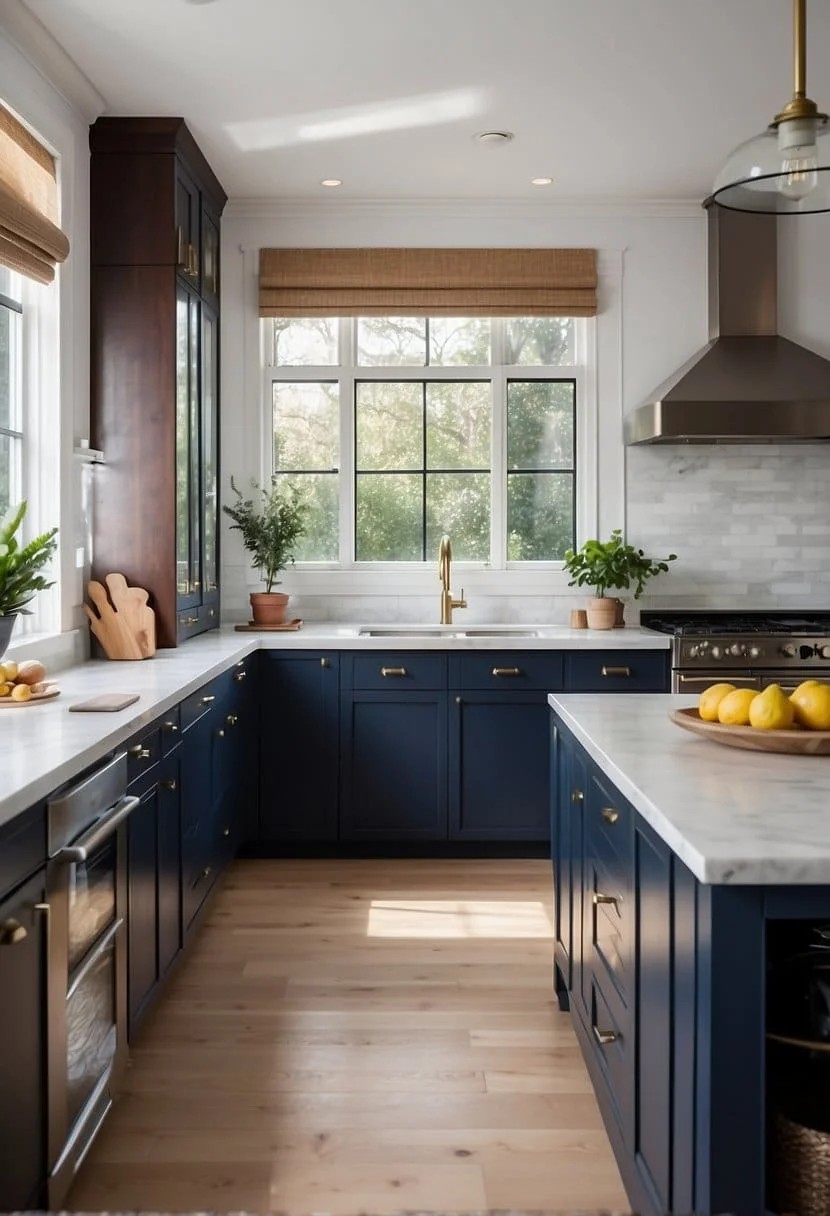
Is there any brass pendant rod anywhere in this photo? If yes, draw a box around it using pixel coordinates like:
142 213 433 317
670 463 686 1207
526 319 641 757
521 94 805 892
794 0 806 99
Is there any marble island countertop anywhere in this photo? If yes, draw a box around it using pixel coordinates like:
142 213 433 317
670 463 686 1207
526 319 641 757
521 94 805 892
1 624 668 830
549 692 830 886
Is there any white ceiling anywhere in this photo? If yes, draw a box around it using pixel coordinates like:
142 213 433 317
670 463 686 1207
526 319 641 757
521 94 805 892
18 0 830 202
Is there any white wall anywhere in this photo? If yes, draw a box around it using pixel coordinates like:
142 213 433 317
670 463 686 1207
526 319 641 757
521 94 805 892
220 200 708 623
0 10 98 665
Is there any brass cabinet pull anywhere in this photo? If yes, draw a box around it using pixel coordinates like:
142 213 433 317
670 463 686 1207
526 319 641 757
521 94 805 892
233 670 247 682
320 657 329 669
571 788 584 804
601 807 619 825
181 615 199 626
492 667 521 677
161 779 177 791
128 745 151 760
601 666 631 678
0 918 27 945
593 892 620 910
381 667 407 677
226 714 238 726
593 1025 618 1046
201 695 216 705
163 721 179 733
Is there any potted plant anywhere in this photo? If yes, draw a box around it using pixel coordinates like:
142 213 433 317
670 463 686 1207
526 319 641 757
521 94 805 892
0 500 59 657
563 530 677 630
223 476 308 626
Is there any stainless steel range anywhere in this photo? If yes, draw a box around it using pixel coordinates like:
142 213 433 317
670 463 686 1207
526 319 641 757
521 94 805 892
641 611 830 694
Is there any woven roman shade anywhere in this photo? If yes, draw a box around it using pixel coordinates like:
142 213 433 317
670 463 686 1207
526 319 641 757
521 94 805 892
259 247 597 317
0 104 70 285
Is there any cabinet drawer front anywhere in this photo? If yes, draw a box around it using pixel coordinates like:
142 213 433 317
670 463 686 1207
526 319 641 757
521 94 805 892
0 806 45 901
586 773 632 868
180 684 221 731
126 728 161 786
588 977 630 1140
586 854 631 1005
455 651 564 691
177 603 219 641
565 649 669 692
351 653 447 690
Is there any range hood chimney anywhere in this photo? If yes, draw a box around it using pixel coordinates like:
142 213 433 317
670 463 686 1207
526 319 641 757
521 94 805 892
624 207 830 444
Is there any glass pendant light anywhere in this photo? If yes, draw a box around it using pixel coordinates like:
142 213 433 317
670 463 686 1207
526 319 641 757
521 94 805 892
710 0 830 213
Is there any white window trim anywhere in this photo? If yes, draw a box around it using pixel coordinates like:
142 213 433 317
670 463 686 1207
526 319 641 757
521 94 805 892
259 317 598 595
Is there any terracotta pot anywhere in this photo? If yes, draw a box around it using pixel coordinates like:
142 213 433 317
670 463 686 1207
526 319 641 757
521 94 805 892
586 596 618 630
250 591 289 626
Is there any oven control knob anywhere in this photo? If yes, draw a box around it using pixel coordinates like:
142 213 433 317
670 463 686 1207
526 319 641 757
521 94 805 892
801 645 816 661
780 644 797 659
710 645 722 660
748 646 761 660
729 643 745 657
687 644 698 658
820 645 830 660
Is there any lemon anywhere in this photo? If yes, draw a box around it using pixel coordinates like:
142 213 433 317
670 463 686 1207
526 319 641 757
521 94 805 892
699 683 737 722
0 683 10 697
790 681 830 730
717 688 758 726
749 684 794 731
1 661 18 682
10 683 32 702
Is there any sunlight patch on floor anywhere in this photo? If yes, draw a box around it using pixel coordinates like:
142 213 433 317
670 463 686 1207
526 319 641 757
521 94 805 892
366 899 552 939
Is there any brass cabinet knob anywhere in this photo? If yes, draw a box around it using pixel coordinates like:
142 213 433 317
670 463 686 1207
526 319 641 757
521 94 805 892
571 789 584 803
233 670 247 682
0 918 27 945
593 1025 618 1046
215 728 225 738
128 745 151 760
222 827 230 838
601 807 619 825
163 721 179 733
320 657 329 669
161 779 177 791
202 865 212 879
455 695 462 705
226 714 238 726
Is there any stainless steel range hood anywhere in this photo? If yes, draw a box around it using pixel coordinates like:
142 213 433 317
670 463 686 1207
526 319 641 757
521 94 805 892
624 207 830 444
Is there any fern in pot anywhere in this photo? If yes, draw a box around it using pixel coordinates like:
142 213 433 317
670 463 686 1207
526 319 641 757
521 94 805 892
0 500 59 657
564 530 677 630
223 476 308 626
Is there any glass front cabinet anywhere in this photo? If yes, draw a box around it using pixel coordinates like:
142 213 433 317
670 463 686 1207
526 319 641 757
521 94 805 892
90 118 226 646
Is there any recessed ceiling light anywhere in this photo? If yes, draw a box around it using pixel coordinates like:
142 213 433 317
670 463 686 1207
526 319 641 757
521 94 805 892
476 131 514 145
320 178 343 187
531 177 553 186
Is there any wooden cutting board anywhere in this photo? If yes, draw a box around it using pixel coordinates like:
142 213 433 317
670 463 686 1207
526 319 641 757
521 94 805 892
84 574 156 660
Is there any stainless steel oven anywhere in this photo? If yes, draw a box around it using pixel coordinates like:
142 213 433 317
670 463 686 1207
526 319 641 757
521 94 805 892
46 752 136 1207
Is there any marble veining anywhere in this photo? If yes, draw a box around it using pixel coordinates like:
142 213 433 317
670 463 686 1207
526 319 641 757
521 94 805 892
549 692 830 886
0 625 668 830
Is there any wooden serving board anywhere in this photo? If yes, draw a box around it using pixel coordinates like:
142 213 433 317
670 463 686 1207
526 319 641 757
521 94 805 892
234 619 303 632
0 684 60 707
671 706 830 754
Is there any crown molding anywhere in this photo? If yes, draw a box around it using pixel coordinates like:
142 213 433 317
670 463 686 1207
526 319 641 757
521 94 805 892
0 0 105 121
226 195 705 224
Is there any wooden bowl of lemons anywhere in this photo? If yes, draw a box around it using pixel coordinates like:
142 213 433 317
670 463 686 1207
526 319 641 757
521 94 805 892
671 680 830 754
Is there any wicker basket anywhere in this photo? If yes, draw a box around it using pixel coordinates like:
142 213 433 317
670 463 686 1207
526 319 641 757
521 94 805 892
771 1109 830 1215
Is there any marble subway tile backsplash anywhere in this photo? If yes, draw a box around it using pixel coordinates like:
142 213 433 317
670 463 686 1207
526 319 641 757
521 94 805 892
628 444 830 609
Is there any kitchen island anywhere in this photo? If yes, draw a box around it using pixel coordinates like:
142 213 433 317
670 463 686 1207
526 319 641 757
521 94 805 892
548 692 830 1216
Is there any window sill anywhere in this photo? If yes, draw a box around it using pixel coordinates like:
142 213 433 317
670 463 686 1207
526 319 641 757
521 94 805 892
5 627 87 673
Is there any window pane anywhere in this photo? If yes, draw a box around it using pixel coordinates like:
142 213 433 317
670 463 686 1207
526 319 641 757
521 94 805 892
273 382 339 470
427 382 490 470
505 317 574 365
0 307 10 432
278 472 338 561
272 318 338 365
429 318 491 366
356 473 422 560
357 317 426 366
508 380 575 468
356 382 422 470
0 434 10 515
507 472 574 560
426 472 490 561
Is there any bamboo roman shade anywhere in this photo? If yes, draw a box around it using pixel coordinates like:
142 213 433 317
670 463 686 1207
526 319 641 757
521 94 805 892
259 247 597 317
0 104 70 285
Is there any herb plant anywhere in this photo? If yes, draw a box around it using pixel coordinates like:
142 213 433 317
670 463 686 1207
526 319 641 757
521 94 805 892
222 477 308 592
563 529 677 599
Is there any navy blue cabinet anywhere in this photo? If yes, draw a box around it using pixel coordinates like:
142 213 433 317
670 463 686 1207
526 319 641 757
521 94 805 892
259 653 339 842
551 718 586 1009
0 867 47 1210
564 649 669 692
449 691 549 840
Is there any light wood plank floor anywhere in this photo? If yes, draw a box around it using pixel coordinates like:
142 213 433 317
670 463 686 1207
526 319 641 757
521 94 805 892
68 858 629 1213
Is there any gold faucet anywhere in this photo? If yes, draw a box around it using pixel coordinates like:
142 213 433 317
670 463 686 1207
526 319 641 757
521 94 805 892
438 534 467 625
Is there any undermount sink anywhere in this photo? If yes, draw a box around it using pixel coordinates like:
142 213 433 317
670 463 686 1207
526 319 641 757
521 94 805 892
357 626 540 638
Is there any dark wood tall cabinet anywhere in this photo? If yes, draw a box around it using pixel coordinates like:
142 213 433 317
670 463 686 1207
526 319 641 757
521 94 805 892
90 118 227 646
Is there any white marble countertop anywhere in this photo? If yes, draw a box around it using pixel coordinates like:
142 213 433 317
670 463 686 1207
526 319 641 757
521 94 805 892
549 692 830 886
0 624 668 831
